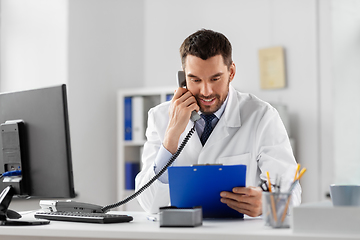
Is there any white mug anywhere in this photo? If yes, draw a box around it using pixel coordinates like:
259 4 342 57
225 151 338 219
330 184 360 206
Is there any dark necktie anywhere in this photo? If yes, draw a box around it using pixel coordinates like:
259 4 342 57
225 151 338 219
200 114 216 146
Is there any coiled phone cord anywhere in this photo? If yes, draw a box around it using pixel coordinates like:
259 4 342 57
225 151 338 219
101 124 196 212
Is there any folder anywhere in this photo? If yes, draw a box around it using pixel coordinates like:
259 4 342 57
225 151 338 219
125 162 140 190
166 94 173 101
124 96 146 141
124 97 132 140
168 164 246 218
132 96 145 141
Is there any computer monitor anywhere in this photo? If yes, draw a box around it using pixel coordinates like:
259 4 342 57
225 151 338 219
0 84 75 223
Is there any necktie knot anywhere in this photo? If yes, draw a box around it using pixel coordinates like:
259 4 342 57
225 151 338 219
200 114 216 146
201 113 216 124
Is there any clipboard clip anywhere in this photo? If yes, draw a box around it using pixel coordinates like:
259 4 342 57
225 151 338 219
191 164 223 166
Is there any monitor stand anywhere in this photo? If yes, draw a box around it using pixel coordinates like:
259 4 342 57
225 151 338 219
0 186 49 226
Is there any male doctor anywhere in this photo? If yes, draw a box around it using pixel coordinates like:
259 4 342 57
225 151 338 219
135 29 301 217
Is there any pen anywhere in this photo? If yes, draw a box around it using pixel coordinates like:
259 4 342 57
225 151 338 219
296 168 306 181
275 175 281 193
281 194 291 223
266 171 272 192
266 171 277 222
281 167 307 223
294 164 300 181
280 179 299 223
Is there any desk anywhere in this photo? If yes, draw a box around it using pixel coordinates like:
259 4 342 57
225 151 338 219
0 211 358 240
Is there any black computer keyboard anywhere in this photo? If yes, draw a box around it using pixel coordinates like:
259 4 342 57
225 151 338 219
34 212 133 224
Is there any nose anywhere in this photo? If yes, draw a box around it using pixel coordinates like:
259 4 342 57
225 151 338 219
200 82 213 97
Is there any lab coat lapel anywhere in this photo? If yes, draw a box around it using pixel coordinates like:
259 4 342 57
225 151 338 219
203 85 242 149
203 116 229 148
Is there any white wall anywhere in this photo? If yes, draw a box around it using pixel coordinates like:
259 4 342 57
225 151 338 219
318 0 334 201
0 0 144 210
332 0 360 184
144 0 320 202
67 0 144 206
0 0 68 91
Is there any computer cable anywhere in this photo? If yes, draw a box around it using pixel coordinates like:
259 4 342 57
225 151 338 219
101 124 196 212
0 169 22 179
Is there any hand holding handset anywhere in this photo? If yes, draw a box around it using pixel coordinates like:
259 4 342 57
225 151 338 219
100 72 200 212
177 71 201 122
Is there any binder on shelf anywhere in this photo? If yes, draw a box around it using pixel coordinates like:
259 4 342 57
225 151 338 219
132 96 145 142
125 162 140 190
124 97 132 141
124 96 146 142
166 94 173 101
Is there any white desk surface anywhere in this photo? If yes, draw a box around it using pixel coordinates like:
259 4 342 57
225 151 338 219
0 211 358 240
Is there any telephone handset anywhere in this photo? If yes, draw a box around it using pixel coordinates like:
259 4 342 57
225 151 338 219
177 71 201 122
177 71 187 88
101 73 198 212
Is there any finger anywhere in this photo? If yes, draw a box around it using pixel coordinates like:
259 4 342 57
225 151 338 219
172 96 198 117
220 198 252 215
228 204 257 217
177 90 194 102
221 189 262 206
171 91 192 110
173 87 188 99
221 198 261 217
233 186 262 196
221 197 250 207
182 95 199 111
221 191 253 205
221 191 245 200
232 187 251 195
173 91 194 109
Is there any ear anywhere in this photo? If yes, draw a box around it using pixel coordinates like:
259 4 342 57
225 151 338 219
229 62 236 82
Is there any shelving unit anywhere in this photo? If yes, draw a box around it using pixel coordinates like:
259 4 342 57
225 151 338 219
117 87 175 211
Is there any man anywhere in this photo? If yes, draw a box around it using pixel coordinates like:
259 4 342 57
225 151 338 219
135 29 301 217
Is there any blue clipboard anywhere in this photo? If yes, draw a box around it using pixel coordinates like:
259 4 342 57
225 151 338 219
168 164 246 218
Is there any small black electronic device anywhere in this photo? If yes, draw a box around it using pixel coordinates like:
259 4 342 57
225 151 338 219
159 206 202 227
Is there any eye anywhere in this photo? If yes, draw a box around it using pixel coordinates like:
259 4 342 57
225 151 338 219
212 77 220 81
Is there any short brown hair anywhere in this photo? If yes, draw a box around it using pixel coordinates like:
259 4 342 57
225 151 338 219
180 29 233 70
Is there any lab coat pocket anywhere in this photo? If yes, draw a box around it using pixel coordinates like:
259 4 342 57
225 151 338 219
217 153 250 166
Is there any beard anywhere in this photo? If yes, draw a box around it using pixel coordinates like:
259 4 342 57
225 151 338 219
195 93 223 114
193 77 231 114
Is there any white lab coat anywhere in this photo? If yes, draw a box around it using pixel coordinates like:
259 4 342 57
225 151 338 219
135 84 301 214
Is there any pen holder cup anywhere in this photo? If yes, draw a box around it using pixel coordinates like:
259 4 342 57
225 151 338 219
262 192 292 228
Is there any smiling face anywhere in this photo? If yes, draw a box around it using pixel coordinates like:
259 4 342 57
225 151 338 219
185 54 236 114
